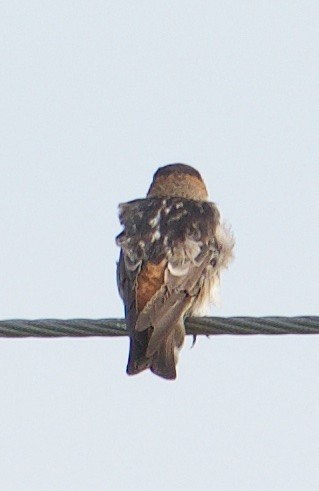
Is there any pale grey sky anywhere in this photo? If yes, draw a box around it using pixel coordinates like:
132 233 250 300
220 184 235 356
1 2 319 490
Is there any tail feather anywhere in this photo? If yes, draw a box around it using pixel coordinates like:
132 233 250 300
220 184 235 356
150 331 177 380
126 330 151 375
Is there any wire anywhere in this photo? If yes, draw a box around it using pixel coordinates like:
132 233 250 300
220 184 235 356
0 317 318 338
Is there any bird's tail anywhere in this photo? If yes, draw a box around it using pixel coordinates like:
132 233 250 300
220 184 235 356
127 322 185 380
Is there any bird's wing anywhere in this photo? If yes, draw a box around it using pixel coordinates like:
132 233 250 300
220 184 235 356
135 242 215 358
117 250 152 374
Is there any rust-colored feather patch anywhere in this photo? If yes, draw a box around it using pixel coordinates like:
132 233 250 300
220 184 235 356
136 259 166 312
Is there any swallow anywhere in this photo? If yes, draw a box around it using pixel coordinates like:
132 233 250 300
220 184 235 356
116 163 234 380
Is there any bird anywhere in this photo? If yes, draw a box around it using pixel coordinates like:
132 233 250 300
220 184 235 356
116 163 234 380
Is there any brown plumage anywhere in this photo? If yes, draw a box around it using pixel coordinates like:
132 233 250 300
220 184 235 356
116 163 234 380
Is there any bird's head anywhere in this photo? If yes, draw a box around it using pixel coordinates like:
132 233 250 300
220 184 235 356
147 163 208 201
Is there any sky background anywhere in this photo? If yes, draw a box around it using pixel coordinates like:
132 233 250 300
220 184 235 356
1 2 319 490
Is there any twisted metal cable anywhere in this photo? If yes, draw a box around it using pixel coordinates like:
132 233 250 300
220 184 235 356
0 317 318 338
